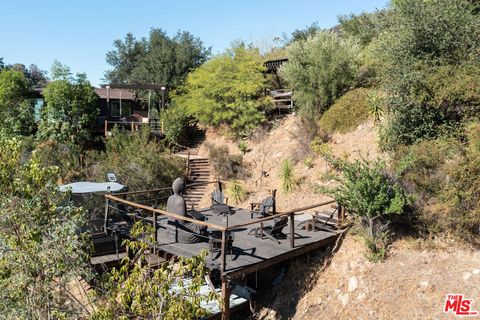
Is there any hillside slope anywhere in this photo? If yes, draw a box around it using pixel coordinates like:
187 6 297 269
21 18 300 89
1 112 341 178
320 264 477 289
195 115 479 319
196 115 380 210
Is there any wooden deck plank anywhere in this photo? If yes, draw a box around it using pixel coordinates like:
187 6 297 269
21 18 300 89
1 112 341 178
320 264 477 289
154 206 339 277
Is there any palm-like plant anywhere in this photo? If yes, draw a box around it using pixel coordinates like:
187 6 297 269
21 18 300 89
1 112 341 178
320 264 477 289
280 159 299 193
227 180 247 204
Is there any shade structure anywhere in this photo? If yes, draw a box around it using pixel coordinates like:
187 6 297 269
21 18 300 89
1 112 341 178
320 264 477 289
58 182 125 194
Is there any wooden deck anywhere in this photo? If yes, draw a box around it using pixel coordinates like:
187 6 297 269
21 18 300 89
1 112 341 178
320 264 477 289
153 206 339 278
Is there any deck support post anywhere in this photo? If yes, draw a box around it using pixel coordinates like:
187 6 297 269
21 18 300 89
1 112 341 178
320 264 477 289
104 120 108 138
103 197 109 233
289 212 295 248
271 189 277 214
221 230 227 273
152 211 157 254
338 205 346 227
221 276 231 320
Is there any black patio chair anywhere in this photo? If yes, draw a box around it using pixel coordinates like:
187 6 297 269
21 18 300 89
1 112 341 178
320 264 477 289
250 196 275 219
248 215 288 244
209 230 234 259
211 188 228 205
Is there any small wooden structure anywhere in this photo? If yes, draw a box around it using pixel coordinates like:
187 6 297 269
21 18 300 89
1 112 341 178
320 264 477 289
264 59 293 113
100 82 168 137
103 180 344 319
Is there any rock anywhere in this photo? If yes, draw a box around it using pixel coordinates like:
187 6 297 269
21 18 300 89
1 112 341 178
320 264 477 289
338 293 349 307
357 292 366 301
472 269 480 275
348 276 359 292
419 281 429 288
463 272 472 281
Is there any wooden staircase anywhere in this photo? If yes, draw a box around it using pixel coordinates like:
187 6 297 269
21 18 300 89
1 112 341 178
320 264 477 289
177 124 206 156
184 157 210 208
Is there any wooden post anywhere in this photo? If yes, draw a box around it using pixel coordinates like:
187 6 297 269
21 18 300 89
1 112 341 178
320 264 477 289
289 212 295 248
161 121 164 133
153 211 158 253
103 197 109 233
131 121 134 132
218 180 223 192
271 189 277 215
104 120 108 137
221 276 230 320
339 205 346 226
220 230 227 273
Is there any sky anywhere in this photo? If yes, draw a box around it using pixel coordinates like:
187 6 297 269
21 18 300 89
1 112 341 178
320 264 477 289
1 0 388 86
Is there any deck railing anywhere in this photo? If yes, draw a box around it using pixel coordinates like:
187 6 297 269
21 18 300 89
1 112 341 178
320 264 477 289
103 119 164 137
104 180 343 274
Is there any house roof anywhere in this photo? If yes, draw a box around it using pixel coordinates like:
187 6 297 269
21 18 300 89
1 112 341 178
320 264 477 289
264 58 289 74
94 88 136 100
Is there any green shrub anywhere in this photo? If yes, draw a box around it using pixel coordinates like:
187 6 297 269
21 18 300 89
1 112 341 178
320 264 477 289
279 158 299 194
0 69 35 137
160 104 189 145
376 0 480 148
174 43 269 137
227 180 247 204
205 143 247 180
303 156 314 168
318 88 373 134
0 136 91 318
380 64 480 149
92 128 184 192
391 124 480 244
38 72 99 148
237 141 248 155
280 31 360 126
318 153 412 261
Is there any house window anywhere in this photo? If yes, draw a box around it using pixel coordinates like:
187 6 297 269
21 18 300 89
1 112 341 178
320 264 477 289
110 101 131 118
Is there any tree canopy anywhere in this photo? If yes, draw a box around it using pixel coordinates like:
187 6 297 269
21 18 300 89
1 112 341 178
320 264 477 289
105 29 211 90
377 0 480 148
280 31 360 126
38 63 98 147
0 69 35 136
0 137 91 318
173 43 270 136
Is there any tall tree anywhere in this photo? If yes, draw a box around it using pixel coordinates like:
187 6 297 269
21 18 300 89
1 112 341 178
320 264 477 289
280 31 360 126
38 62 98 147
173 43 269 136
104 28 210 91
0 137 92 318
0 69 35 136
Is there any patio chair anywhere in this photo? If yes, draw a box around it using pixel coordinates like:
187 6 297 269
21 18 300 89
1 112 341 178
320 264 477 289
250 196 275 219
211 188 228 205
209 230 234 259
248 215 288 244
